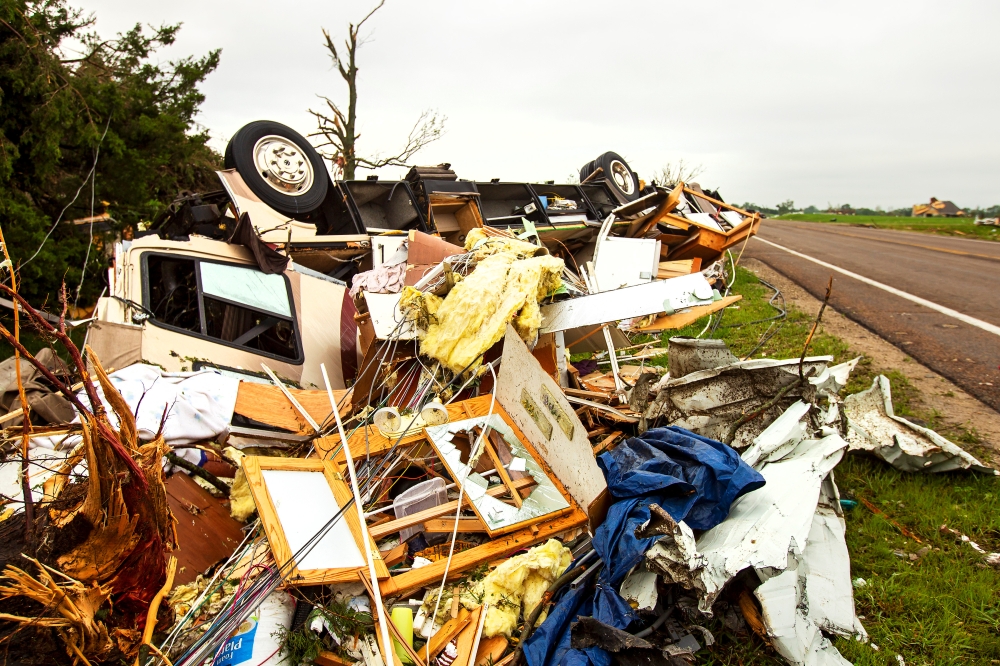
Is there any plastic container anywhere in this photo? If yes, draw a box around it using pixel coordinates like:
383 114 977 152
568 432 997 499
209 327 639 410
393 477 448 542
212 589 294 666
391 606 415 664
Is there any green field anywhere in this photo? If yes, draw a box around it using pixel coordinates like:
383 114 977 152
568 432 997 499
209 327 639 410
776 213 1000 242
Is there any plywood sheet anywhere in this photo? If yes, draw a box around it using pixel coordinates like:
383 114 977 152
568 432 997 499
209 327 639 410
234 381 350 434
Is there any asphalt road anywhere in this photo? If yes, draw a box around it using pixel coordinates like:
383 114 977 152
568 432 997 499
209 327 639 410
743 220 1000 413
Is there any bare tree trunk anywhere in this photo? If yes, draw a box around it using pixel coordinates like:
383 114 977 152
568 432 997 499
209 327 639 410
309 1 444 179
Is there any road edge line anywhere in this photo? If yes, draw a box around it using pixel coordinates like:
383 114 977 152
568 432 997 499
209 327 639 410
753 237 1000 338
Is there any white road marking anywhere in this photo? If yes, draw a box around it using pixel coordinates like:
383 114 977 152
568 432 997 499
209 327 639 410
754 237 1000 338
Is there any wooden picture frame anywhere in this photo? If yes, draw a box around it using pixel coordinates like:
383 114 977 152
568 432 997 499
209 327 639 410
242 456 389 585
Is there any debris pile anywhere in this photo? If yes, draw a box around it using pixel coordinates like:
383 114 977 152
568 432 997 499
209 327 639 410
0 119 992 666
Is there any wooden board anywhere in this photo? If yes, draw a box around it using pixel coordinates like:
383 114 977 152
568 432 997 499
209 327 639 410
427 607 473 659
633 294 742 333
234 381 349 435
475 635 509 666
165 472 246 586
242 456 389 585
423 518 489 533
656 258 700 279
379 506 587 598
454 606 484 666
313 399 482 462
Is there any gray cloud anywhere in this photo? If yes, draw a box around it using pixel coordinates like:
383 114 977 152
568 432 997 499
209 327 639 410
79 0 1000 208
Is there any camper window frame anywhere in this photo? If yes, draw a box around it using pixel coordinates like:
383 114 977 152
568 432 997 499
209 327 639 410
140 251 304 365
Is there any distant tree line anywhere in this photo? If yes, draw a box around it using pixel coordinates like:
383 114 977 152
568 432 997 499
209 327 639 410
738 200 1000 218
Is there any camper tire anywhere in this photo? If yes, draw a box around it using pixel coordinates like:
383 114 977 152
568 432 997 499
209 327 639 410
225 120 329 216
579 151 640 203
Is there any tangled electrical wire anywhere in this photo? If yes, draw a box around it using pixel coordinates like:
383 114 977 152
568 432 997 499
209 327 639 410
158 298 500 666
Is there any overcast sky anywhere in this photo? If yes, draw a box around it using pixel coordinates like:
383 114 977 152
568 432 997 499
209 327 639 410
75 1 1000 209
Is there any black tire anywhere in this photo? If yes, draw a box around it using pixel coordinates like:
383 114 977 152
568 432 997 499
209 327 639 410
585 151 640 203
578 158 598 183
225 120 328 216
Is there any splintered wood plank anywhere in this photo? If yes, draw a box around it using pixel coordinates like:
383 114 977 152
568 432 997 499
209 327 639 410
234 382 349 434
379 507 589 598
313 399 478 461
453 606 484 666
379 542 408 567
633 294 742 333
427 607 473 659
592 431 623 456
475 635 509 666
315 651 353 666
423 518 489 533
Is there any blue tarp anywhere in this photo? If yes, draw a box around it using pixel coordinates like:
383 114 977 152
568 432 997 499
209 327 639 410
524 426 765 666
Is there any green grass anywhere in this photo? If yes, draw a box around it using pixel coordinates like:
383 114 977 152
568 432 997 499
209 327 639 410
834 456 1000 665
776 213 1000 242
594 267 1000 664
629 265 858 369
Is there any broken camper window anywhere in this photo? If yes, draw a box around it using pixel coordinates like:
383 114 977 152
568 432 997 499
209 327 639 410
144 254 301 362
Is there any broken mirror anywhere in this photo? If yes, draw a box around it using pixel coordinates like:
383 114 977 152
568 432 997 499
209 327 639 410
425 410 570 536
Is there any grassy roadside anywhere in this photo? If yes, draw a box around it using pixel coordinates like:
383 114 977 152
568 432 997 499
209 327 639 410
776 212 1000 242
620 267 1000 665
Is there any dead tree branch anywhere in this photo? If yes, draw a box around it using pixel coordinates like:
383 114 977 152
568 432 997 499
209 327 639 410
308 0 444 179
0 284 146 486
798 276 834 382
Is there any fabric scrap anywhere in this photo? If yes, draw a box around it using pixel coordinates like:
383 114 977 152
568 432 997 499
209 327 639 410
526 427 764 666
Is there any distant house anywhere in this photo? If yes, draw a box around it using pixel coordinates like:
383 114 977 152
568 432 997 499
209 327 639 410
912 197 965 217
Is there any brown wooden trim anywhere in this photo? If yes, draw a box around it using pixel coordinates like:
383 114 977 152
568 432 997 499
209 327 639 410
369 477 535 539
379 506 589 598
424 401 579 538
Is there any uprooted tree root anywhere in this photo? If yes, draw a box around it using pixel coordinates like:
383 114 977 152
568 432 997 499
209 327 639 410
0 308 178 664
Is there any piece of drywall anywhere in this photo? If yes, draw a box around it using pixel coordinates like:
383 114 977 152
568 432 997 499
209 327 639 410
495 325 607 515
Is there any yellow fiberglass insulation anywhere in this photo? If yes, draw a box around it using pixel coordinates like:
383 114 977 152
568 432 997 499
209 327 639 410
468 539 572 638
228 467 256 523
464 228 548 260
414 244 563 374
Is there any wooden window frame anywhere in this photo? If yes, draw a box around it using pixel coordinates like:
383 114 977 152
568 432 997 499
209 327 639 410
242 456 389 586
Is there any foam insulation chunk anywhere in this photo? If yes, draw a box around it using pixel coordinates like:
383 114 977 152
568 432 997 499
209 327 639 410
466 539 571 638
403 237 563 373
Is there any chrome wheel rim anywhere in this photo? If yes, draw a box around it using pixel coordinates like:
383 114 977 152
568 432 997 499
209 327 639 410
610 159 635 195
252 135 314 196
